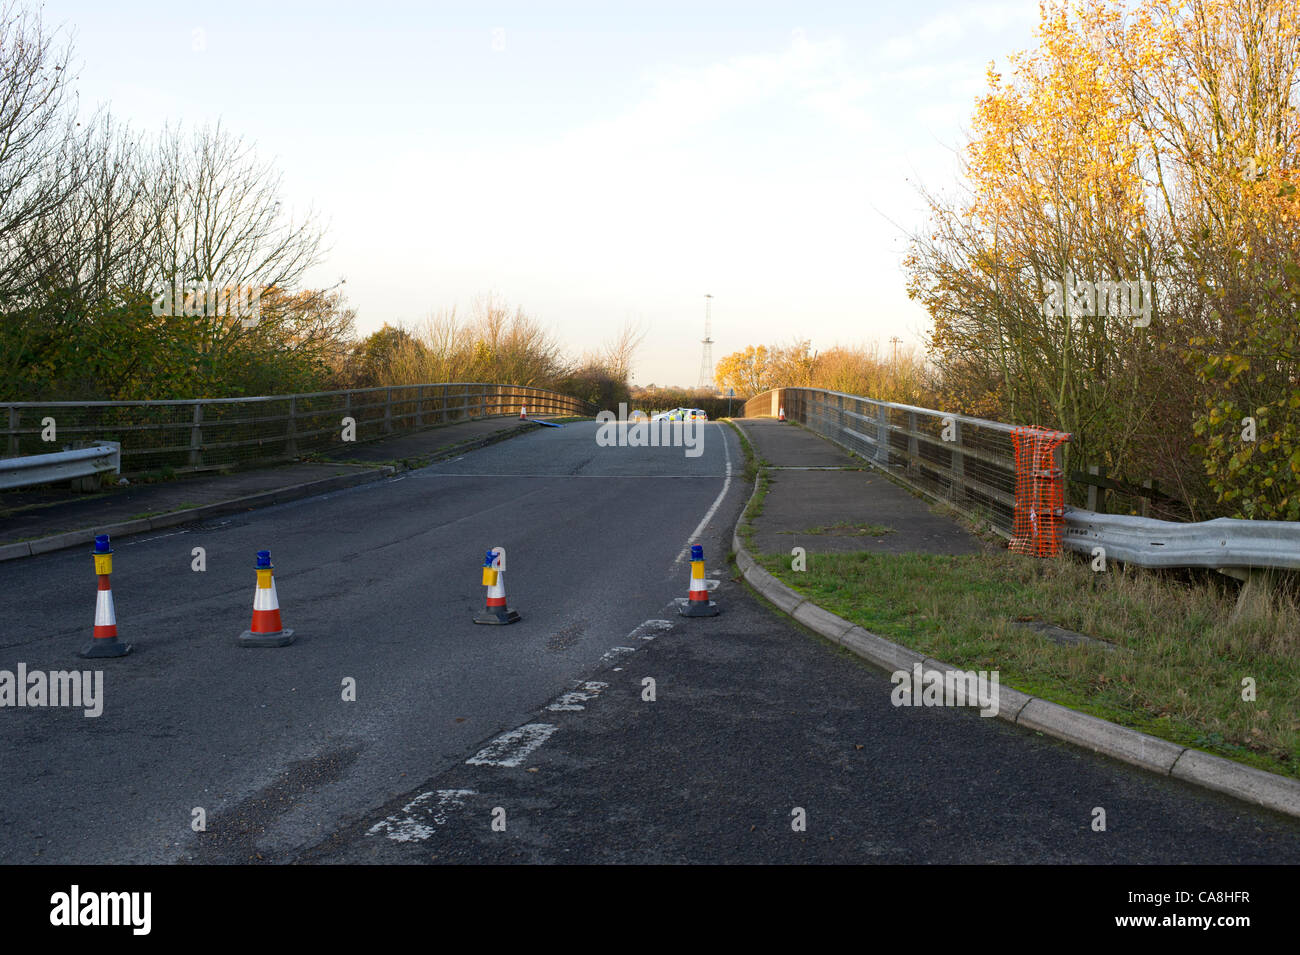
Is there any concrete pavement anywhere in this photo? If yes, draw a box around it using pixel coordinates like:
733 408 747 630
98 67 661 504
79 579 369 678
735 418 986 556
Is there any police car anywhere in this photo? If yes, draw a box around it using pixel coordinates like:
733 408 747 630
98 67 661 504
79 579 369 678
651 407 709 422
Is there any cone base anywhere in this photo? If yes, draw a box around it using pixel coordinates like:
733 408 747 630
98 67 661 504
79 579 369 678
237 628 296 648
79 638 133 658
474 608 521 625
678 600 720 617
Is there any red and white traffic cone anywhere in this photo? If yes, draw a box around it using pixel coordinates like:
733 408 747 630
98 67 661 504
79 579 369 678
678 544 720 617
520 406 528 420
238 550 295 647
778 406 786 421
475 546 520 624
81 534 132 658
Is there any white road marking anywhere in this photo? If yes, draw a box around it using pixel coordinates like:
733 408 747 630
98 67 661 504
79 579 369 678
466 723 558 767
629 619 673 641
600 646 637 664
547 681 609 712
367 788 476 842
120 530 189 545
677 423 733 562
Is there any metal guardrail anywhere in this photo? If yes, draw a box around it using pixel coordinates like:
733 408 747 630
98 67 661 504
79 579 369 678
1061 508 1300 571
0 442 121 491
744 387 1300 573
1 384 593 477
743 387 1033 537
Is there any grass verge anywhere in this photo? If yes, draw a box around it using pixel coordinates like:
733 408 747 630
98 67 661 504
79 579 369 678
724 419 771 550
751 547 1300 779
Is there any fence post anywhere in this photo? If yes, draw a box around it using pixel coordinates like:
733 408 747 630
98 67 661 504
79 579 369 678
949 419 964 499
6 407 17 457
189 403 204 468
1087 464 1106 513
416 386 424 428
907 411 919 472
1141 478 1158 518
385 388 393 433
286 396 299 457
876 403 890 466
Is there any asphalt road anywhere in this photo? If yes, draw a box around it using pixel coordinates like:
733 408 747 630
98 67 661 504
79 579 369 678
3 420 1299 864
0 421 740 863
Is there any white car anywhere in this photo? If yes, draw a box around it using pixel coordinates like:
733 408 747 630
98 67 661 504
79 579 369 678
651 407 708 422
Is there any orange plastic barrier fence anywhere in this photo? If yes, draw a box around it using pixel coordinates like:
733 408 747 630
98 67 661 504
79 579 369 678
1010 427 1070 557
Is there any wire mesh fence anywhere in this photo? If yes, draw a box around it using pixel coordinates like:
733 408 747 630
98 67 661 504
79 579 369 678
2 384 592 476
742 387 1065 538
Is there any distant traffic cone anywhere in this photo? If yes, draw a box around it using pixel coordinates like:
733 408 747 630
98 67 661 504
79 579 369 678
778 406 786 421
474 546 520 624
678 544 720 617
237 550 295 647
520 406 528 420
81 534 132 658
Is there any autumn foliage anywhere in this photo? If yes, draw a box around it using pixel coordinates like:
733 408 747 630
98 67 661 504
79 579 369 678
905 0 1300 520
714 340 935 407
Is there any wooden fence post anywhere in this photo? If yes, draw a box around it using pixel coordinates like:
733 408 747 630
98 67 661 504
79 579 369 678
1087 465 1106 513
286 397 299 456
189 403 204 468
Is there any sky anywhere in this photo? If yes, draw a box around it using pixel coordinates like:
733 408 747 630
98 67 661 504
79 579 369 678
44 0 1046 388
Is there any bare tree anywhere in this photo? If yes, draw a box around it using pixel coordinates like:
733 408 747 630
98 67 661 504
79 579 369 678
0 1 82 306
147 121 328 366
601 318 648 383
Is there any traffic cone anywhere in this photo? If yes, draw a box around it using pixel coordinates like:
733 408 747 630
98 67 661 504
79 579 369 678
80 534 132 658
778 406 786 421
520 406 528 420
237 550 295 647
474 547 520 624
678 544 720 617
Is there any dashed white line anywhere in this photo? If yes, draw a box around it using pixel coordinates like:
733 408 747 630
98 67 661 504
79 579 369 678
547 681 609 712
120 530 189 545
465 723 558 767
629 619 674 641
367 788 476 842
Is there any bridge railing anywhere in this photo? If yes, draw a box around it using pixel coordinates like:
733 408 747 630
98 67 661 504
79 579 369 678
743 387 1300 574
744 387 1029 537
1 384 593 477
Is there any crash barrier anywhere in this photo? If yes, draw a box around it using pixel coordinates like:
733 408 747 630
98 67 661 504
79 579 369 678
0 442 121 491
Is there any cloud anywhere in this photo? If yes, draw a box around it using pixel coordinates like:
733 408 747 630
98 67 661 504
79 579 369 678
881 1 1041 61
